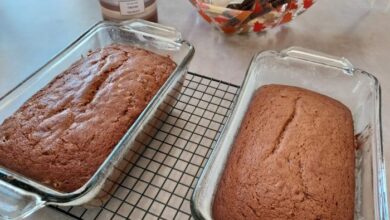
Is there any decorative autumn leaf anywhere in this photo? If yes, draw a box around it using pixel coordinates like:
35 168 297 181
253 21 266 32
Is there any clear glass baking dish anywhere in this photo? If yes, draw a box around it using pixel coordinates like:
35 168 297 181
191 47 388 220
0 19 194 219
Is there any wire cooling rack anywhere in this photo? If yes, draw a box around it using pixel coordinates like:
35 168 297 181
50 72 240 220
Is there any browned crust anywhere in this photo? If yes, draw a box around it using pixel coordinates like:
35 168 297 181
0 44 176 192
213 85 355 220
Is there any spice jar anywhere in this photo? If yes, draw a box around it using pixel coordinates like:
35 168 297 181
99 0 158 22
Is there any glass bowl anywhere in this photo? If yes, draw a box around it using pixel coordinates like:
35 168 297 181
189 0 316 34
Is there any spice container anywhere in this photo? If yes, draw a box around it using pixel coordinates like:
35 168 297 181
99 0 158 22
191 47 389 219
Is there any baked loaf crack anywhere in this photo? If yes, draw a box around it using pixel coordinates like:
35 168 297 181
213 85 355 220
0 44 176 192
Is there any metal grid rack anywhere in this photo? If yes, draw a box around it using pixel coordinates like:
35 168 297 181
50 72 240 220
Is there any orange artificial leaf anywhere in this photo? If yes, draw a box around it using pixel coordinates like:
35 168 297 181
288 1 299 10
221 26 237 34
281 12 293 24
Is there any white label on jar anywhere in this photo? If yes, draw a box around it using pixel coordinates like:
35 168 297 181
119 0 145 15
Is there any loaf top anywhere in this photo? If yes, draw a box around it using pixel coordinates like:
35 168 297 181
0 44 176 192
213 84 355 220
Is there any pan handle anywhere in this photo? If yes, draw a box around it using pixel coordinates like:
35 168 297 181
0 180 45 220
120 19 183 43
281 47 355 76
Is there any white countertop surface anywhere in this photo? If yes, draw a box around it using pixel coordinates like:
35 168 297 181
0 0 389 219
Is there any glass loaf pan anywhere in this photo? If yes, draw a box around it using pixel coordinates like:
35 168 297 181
191 47 388 220
0 20 194 219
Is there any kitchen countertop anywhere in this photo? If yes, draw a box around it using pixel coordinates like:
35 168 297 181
0 0 389 219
